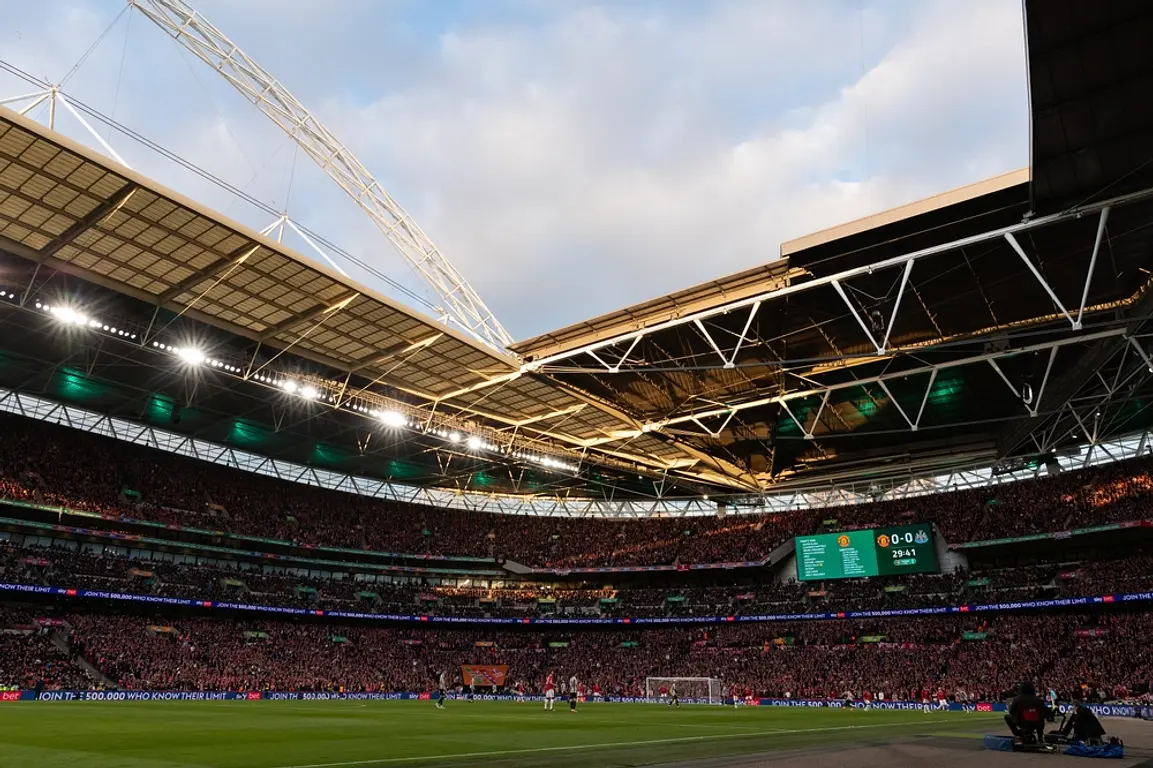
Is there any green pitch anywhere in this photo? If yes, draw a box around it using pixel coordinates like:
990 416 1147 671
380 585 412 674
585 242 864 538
0 700 1000 768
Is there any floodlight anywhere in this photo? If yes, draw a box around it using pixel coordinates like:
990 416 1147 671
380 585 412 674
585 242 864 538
175 347 207 366
51 306 89 326
378 410 407 428
300 385 319 400
281 380 299 394
448 431 462 443
466 435 483 450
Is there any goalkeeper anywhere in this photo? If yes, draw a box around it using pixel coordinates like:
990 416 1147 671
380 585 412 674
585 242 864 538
667 681 680 708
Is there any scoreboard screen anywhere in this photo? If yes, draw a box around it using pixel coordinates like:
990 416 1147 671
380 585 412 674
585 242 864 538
795 523 937 581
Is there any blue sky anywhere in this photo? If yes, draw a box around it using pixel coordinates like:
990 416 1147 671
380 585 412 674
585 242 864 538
0 0 1029 341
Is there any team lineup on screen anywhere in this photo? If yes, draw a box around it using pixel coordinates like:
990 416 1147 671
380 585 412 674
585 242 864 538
795 524 938 581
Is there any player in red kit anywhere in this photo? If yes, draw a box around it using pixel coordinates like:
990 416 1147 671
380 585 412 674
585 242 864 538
544 672 556 711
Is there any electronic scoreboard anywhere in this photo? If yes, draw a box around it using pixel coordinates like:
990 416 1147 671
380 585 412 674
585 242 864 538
795 523 937 581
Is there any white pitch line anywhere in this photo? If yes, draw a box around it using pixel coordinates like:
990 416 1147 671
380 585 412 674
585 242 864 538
273 718 960 768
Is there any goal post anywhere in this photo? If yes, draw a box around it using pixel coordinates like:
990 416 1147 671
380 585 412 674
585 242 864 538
645 677 725 704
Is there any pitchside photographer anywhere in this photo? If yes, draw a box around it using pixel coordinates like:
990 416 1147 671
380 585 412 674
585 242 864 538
1061 700 1107 745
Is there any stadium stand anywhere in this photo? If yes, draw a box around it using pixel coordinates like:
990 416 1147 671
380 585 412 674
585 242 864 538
3 411 1153 570
4 526 1153 621
2 0 1153 721
0 606 92 691
0 609 1148 703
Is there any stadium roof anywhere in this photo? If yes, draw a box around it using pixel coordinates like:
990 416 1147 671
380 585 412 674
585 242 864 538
506 0 1153 497
517 170 1153 491
0 105 739 499
1027 0 1153 215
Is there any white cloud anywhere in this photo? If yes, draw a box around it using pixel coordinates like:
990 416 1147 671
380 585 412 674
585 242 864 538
0 0 1028 340
325 0 1027 334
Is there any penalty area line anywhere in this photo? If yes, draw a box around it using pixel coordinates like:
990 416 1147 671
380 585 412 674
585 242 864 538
272 718 959 768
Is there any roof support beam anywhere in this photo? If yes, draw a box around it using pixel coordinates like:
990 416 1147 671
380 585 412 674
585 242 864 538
1127 336 1153 373
36 182 139 263
1076 206 1110 326
433 369 521 405
258 290 359 341
882 260 914 351
914 368 938 429
578 328 1127 448
995 278 1153 459
877 380 914 430
690 302 763 369
54 92 130 168
510 403 587 428
0 180 138 306
832 279 883 354
156 243 261 304
521 182 1153 371
1004 232 1077 329
346 333 443 375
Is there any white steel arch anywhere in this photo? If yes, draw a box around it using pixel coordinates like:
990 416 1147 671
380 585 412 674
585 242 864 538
129 0 514 351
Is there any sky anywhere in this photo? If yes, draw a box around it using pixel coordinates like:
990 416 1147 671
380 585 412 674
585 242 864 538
0 0 1030 342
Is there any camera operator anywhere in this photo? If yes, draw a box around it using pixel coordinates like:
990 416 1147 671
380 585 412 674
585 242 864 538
1061 700 1106 745
1005 681 1048 744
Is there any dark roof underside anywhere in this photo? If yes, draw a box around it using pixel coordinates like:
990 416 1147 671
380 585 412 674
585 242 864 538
1028 0 1153 214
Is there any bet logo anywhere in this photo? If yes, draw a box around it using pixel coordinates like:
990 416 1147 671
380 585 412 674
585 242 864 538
876 534 890 548
837 535 851 547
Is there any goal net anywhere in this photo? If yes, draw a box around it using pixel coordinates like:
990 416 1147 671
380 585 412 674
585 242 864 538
645 677 725 704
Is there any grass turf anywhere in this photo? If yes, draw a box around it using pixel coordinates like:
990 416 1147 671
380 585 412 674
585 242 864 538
0 700 1003 768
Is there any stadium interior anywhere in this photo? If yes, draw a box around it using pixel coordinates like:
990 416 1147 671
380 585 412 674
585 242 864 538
1 0 1153 766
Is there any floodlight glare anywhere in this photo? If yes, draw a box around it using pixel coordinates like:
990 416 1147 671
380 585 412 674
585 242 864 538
466 435 483 450
300 385 319 400
281 380 300 394
378 410 407 428
448 431 462 443
175 347 207 366
51 306 89 326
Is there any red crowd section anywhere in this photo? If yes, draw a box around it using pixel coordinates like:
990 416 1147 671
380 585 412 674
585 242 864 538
1 413 1152 567
2 607 1150 704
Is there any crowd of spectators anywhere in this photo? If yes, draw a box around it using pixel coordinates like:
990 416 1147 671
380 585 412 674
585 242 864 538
3 413 1153 568
0 413 802 566
0 606 92 690
5 536 1153 620
0 610 1137 702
